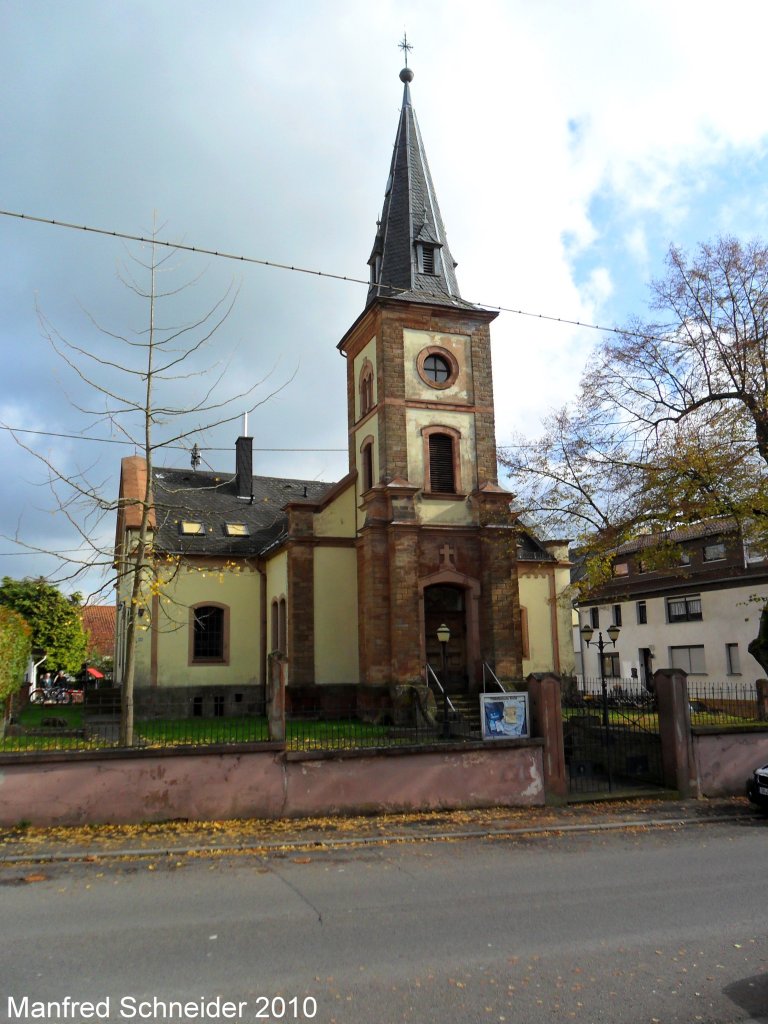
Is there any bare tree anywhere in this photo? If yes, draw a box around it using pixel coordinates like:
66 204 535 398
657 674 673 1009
6 226 290 743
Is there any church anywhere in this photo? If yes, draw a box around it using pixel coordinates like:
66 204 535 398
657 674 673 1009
114 64 573 708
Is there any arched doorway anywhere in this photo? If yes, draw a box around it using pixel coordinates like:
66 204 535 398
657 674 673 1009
424 584 468 692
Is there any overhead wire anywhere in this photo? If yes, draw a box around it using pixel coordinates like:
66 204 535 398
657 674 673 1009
0 207 660 343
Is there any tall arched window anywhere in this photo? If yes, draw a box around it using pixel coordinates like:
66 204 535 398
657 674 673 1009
191 604 228 663
360 436 375 493
359 362 374 418
426 431 459 494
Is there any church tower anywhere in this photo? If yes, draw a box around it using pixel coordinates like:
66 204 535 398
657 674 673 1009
338 63 522 690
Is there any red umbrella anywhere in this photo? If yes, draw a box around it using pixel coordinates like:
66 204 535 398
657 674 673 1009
86 667 104 678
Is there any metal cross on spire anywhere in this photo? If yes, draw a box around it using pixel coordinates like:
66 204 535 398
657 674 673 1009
398 31 413 67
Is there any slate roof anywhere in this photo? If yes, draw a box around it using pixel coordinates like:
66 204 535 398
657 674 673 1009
366 69 479 312
151 467 334 558
613 518 736 556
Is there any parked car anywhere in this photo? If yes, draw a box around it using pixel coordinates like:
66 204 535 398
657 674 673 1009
746 763 768 810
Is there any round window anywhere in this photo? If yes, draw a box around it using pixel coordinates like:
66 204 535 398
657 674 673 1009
422 354 451 384
417 348 458 389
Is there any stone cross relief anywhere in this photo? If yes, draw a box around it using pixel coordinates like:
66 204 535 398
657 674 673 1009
439 543 456 568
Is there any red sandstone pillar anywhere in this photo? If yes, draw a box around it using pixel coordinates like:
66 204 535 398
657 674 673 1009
654 668 700 798
757 679 768 722
526 673 567 802
267 653 286 743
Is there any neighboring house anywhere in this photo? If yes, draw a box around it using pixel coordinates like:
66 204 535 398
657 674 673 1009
82 605 116 662
114 65 573 701
576 520 768 689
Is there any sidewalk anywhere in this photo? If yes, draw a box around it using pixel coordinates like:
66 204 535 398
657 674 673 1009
0 795 760 864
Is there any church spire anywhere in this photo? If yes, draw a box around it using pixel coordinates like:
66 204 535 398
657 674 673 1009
366 62 465 308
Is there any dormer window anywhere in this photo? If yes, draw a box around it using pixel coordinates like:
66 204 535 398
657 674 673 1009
417 243 441 276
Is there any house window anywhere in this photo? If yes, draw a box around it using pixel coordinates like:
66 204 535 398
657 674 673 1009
224 523 249 537
636 600 647 625
670 645 706 674
613 562 629 576
666 595 702 622
601 652 621 678
679 550 691 566
426 431 458 493
589 606 599 629
191 605 227 663
726 643 741 675
612 605 622 627
703 542 725 562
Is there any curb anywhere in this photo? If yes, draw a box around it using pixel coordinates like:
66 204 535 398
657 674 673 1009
0 812 759 865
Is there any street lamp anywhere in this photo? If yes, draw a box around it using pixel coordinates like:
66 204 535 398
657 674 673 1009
580 621 621 728
437 623 451 739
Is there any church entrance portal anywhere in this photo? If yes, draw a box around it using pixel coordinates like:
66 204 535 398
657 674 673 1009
424 584 468 692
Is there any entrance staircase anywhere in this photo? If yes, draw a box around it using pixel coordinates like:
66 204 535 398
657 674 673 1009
439 693 482 737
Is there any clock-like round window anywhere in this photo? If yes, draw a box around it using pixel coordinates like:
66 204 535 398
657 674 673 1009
416 347 459 390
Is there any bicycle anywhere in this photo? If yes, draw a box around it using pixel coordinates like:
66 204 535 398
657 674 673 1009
29 686 73 706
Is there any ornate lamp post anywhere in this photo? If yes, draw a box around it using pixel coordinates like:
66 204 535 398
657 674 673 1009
437 623 451 739
580 622 621 728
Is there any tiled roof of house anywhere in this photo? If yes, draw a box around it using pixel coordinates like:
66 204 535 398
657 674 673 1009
82 605 116 657
151 467 334 557
613 518 736 556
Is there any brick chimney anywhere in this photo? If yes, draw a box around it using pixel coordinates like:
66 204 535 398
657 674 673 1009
235 435 253 499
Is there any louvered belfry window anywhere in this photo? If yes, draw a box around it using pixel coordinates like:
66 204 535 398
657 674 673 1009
429 433 456 493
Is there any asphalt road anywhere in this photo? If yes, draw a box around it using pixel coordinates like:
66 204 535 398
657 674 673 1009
1 818 766 1024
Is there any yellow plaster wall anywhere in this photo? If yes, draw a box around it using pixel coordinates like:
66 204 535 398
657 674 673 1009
403 328 472 403
314 481 356 539
519 568 576 676
313 546 359 683
150 561 263 688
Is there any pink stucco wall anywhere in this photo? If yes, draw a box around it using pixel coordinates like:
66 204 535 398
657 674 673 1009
0 741 544 827
693 729 768 797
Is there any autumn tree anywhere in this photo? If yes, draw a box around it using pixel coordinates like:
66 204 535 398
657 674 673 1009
502 236 768 665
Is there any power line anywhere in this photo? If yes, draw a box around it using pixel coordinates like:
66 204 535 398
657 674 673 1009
0 207 649 341
0 425 345 452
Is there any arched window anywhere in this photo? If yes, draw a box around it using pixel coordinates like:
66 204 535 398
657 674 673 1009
427 431 458 494
360 436 374 493
278 598 287 654
191 604 228 663
359 362 374 418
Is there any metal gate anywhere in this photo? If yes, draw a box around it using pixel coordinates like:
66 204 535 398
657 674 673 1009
562 679 665 795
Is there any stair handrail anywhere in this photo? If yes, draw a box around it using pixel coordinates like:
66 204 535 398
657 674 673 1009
425 663 456 713
482 662 507 693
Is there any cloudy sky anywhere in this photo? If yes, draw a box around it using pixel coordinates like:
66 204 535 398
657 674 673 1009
3 0 768 598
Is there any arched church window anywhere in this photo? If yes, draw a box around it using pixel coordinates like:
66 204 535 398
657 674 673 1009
191 604 228 663
359 363 374 417
361 439 374 492
428 432 457 494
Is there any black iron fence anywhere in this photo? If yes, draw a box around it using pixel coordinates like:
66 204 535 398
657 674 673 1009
1 686 480 755
562 677 664 794
686 680 766 727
